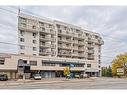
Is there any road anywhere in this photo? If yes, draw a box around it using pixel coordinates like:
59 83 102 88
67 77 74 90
0 77 127 89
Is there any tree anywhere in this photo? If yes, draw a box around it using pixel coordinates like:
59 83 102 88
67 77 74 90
112 53 127 76
64 67 70 77
101 66 112 77
107 66 112 77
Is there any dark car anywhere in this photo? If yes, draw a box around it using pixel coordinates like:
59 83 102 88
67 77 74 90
0 74 8 81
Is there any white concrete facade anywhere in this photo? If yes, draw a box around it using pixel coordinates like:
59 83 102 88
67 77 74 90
0 13 104 79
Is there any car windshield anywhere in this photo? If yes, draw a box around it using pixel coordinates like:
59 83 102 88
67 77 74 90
34 74 40 76
0 75 6 77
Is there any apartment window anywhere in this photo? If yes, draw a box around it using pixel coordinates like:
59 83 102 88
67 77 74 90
95 35 98 39
98 55 101 59
39 22 44 26
22 60 27 64
33 47 37 51
86 33 89 36
20 45 25 50
0 59 5 65
49 24 52 28
58 30 62 33
20 53 24 55
20 38 24 42
74 64 84 67
87 64 91 68
19 17 26 23
20 30 24 36
33 40 36 44
33 54 36 56
21 23 26 28
50 29 53 33
57 25 60 28
33 33 36 38
41 27 45 32
99 60 101 64
30 61 37 66
32 25 36 29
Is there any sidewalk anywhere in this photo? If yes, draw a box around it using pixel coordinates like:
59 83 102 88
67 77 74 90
0 78 94 86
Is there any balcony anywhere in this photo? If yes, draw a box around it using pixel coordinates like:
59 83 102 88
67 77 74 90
73 40 79 45
51 44 56 48
87 50 94 54
39 51 50 55
40 44 51 48
39 28 55 34
58 38 72 43
78 48 84 51
78 54 85 58
73 47 79 51
58 45 72 50
73 34 79 38
40 36 51 41
18 23 38 32
78 34 85 39
72 53 79 57
58 52 71 56
87 55 94 58
58 30 72 37
87 44 94 48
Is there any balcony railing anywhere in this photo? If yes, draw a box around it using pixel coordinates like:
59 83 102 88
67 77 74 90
58 45 72 50
73 41 78 44
87 55 94 58
39 51 50 55
72 53 79 56
87 44 94 48
73 47 79 50
78 48 84 51
78 41 84 44
40 44 51 48
58 30 72 36
88 50 94 53
58 52 71 56
78 54 85 57
58 38 72 43
39 28 55 34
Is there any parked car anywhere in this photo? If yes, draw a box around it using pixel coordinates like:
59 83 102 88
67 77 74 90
33 74 42 80
0 74 8 81
74 74 80 78
80 73 89 78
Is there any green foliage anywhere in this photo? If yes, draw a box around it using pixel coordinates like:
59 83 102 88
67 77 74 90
64 67 70 76
112 53 127 76
101 66 112 77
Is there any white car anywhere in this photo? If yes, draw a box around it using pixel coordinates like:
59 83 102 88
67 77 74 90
33 74 42 80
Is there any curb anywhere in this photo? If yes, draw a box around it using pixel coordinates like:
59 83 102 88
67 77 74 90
0 79 94 86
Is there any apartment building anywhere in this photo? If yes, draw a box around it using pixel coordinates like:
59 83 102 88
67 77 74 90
0 13 104 79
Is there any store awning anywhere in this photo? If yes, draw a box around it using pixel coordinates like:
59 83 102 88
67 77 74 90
85 69 99 72
42 60 85 64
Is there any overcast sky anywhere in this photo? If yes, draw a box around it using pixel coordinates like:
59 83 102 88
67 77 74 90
0 6 127 66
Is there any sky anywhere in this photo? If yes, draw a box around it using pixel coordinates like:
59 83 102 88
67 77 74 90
0 6 127 66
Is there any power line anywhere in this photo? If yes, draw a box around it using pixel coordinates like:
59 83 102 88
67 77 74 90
0 7 17 14
0 7 127 55
1 6 126 43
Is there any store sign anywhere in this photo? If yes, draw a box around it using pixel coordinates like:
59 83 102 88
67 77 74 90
70 64 74 68
117 68 124 75
124 63 127 67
